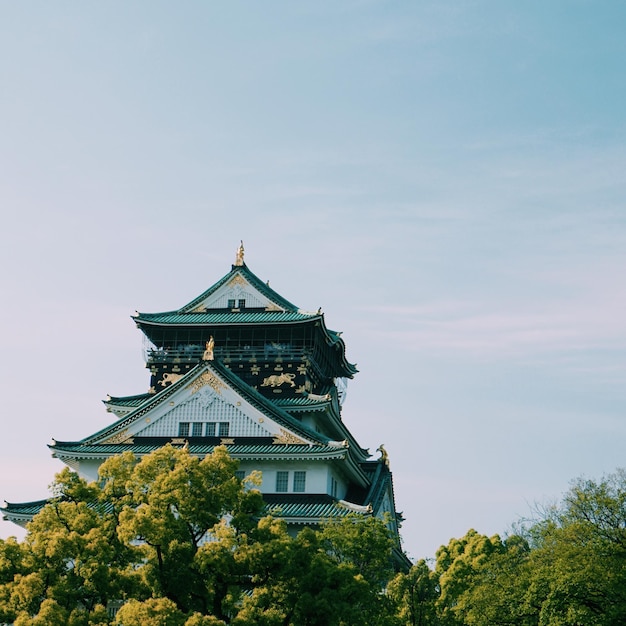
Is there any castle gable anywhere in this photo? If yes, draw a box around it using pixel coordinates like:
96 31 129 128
91 364 319 446
185 270 283 312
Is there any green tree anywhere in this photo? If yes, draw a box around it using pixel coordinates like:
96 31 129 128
234 516 397 626
1 466 139 625
114 597 186 626
427 471 626 626
522 471 626 626
0 445 401 625
387 559 439 626
114 445 264 618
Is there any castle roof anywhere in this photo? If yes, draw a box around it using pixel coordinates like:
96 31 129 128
180 262 299 313
132 260 357 378
2 493 371 529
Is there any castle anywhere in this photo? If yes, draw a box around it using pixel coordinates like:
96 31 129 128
3 244 408 566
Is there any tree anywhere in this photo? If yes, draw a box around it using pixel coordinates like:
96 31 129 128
113 445 264 618
0 445 401 625
521 471 626 626
425 470 626 626
387 559 439 626
234 515 399 626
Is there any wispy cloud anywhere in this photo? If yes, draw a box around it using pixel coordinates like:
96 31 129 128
363 292 626 359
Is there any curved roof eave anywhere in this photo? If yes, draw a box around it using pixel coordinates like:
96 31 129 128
103 392 154 410
132 310 318 326
316 315 358 377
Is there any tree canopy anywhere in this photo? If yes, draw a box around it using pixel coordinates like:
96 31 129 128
0 445 401 625
5 444 626 625
388 469 626 626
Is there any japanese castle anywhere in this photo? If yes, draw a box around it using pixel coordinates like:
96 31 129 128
3 244 407 564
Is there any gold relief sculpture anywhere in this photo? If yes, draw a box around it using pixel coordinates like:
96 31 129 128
260 372 296 388
171 438 186 445
103 429 132 445
235 240 245 266
220 438 235 445
295 385 306 394
251 365 260 375
202 336 215 361
297 364 307 375
227 274 247 288
159 373 183 387
265 303 282 311
187 371 225 395
272 429 306 445
191 305 206 313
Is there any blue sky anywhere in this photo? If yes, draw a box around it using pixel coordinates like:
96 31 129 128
1 1 626 561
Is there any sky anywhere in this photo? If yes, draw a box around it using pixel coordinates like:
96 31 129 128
1 1 626 562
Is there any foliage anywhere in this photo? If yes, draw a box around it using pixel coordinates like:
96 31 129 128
0 445 402 625
387 559 439 626
387 469 626 626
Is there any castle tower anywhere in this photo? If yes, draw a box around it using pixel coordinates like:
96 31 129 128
2 246 408 566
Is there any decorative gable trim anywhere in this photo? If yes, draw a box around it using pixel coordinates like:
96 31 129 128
82 362 329 448
187 371 225 395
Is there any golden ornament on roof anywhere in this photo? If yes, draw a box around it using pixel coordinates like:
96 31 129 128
235 240 245 266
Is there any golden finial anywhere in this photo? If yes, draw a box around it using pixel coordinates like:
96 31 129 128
235 240 245 266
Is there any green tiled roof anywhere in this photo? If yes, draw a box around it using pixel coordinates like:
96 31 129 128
273 396 331 409
2 495 365 524
264 497 368 521
1 499 51 517
105 393 154 408
50 441 347 460
134 310 316 326
180 264 299 313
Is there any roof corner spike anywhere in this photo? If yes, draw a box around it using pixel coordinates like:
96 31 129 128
234 240 245 266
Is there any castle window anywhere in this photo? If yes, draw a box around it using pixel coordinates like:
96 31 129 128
206 422 216 437
238 299 246 309
293 471 306 492
228 299 236 309
178 422 190 437
218 422 230 437
192 422 203 437
276 471 289 492
235 470 245 481
330 476 338 498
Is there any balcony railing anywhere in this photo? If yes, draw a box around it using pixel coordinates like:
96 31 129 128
145 344 307 365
